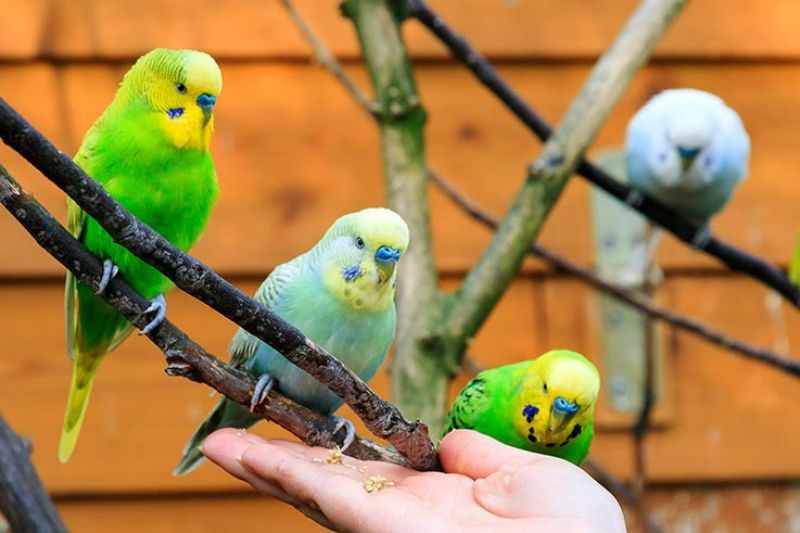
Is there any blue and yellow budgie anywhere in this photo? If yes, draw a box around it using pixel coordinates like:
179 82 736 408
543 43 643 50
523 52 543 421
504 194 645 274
626 88 750 246
60 48 222 462
174 207 409 475
443 350 600 465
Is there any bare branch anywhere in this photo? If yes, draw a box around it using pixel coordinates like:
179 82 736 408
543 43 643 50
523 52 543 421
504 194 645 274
278 0 378 115
0 102 439 472
0 415 66 533
428 169 800 376
409 0 800 309
443 0 688 362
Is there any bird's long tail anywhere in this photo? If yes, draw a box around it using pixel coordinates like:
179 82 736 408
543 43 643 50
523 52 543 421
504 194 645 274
174 397 261 476
58 351 102 463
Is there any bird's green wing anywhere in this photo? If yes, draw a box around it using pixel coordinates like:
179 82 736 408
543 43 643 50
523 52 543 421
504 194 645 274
229 255 308 369
442 372 492 437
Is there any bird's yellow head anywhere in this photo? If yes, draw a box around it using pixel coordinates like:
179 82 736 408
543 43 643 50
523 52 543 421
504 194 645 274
514 350 600 449
320 208 409 313
120 48 222 151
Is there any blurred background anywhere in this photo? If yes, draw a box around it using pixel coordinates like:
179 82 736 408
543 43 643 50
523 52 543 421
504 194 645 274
2 0 800 531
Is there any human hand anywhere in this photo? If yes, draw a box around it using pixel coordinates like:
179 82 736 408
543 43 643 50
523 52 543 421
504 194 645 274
203 428 625 532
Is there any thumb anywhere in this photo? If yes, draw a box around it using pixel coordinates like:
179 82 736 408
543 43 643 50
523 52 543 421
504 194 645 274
472 463 546 519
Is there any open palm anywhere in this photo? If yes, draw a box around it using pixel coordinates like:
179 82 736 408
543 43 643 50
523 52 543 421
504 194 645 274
203 428 625 532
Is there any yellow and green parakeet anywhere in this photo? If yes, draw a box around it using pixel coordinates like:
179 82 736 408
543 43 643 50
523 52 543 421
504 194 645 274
443 350 600 465
174 207 409 475
60 48 222 462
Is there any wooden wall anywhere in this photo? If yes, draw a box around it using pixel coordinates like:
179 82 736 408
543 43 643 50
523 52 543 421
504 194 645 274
2 1 800 530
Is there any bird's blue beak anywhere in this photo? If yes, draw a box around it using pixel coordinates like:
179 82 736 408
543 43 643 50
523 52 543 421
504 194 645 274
549 396 579 432
197 93 217 123
375 246 401 284
677 145 701 171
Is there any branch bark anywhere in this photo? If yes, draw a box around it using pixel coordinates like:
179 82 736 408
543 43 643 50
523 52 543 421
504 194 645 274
409 0 800 308
442 0 688 367
341 0 453 430
0 103 439 471
0 415 66 533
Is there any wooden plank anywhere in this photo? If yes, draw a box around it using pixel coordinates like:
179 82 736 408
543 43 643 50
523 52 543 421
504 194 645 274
52 483 800 533
543 275 800 482
0 277 540 495
3 0 800 60
56 494 326 533
2 62 798 279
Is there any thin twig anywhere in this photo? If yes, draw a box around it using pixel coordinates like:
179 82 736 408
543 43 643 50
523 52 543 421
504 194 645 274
429 169 800 376
278 0 378 115
0 415 66 533
442 0 688 368
408 0 800 309
0 101 439 472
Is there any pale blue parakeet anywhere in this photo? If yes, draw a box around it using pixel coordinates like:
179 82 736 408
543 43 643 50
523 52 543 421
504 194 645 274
174 207 409 475
626 89 750 244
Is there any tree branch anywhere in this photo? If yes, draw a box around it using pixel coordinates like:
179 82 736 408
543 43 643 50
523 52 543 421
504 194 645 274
278 0 378 116
409 0 800 308
442 0 688 364
0 415 66 533
428 169 800 376
0 102 439 472
341 0 453 430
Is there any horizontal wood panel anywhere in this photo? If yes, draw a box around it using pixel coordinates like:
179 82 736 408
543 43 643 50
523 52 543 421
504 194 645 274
0 277 540 495
544 276 800 482
56 494 325 533
52 484 800 533
2 0 800 60
2 62 798 279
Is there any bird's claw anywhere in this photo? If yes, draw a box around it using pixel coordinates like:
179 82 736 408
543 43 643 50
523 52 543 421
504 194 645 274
95 259 119 295
691 223 712 249
330 415 355 452
249 374 275 412
138 294 167 335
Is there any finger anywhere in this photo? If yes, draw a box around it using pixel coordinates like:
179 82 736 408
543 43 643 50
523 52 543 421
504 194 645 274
439 429 558 480
203 431 338 529
240 442 379 531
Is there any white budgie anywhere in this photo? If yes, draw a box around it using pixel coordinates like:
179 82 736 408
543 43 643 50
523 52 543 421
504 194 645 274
625 88 750 246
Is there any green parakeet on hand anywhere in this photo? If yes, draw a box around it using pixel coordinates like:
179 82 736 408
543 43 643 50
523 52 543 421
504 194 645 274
443 350 600 465
60 48 222 462
174 207 409 475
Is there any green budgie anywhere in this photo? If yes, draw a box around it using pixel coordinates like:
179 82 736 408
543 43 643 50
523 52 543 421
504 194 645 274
443 350 600 465
174 207 409 475
60 48 222 462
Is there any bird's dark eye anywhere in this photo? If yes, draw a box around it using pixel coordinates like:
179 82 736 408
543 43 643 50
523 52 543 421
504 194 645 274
175 83 187 94
355 237 365 249
542 383 548 394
